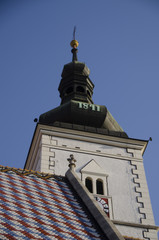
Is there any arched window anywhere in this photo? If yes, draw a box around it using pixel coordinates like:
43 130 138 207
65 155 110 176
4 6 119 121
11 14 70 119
96 179 104 195
76 86 84 93
85 177 93 193
66 87 73 94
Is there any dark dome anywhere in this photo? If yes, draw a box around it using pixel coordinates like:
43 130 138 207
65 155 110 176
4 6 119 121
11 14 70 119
39 45 128 138
61 61 90 78
58 60 94 105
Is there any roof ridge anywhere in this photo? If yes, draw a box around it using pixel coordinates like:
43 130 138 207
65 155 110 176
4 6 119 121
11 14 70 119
0 165 65 181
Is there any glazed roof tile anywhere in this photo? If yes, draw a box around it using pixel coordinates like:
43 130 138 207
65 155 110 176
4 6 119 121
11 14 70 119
0 166 104 240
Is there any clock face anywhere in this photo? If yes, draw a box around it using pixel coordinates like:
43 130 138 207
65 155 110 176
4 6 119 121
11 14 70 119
96 197 109 217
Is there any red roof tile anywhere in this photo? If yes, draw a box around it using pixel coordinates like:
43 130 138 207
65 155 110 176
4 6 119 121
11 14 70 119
0 166 105 240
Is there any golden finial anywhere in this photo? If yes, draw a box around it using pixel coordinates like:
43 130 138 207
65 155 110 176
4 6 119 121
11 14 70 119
70 26 79 48
70 40 79 48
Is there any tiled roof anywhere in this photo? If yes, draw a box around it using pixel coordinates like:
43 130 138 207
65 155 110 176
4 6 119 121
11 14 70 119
0 166 105 240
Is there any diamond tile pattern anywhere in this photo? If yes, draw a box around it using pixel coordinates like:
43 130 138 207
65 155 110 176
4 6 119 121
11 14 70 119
0 167 103 240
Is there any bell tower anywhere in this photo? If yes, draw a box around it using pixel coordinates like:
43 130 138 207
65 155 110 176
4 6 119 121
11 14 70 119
25 37 158 240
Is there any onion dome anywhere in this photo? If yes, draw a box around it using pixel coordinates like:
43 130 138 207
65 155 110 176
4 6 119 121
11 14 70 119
39 37 127 138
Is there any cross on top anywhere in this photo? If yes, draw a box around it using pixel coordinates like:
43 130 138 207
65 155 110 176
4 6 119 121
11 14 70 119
67 154 76 171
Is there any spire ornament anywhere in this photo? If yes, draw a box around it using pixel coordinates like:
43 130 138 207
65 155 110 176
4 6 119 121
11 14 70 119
67 154 76 171
70 26 79 61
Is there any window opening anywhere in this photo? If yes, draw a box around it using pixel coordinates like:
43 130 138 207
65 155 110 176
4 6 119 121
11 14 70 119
66 87 73 94
76 86 84 93
85 177 93 193
96 179 104 195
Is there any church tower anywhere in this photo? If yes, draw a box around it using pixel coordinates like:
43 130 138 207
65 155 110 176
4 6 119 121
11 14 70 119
25 38 158 239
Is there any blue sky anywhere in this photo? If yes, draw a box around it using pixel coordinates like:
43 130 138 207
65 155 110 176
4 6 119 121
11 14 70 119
0 0 159 229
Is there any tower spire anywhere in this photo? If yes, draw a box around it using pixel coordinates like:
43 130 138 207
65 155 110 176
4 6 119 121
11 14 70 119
70 26 79 62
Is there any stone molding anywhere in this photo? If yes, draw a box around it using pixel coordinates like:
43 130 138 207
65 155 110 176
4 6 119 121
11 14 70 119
25 124 148 170
113 220 158 230
66 168 125 240
131 160 155 226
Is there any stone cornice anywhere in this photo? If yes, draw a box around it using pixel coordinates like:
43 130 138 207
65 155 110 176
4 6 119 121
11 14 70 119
113 220 159 231
38 124 148 153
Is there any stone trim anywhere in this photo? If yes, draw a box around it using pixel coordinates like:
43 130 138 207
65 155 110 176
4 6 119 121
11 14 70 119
131 160 155 226
66 169 125 240
143 229 158 239
42 145 143 162
25 124 147 170
41 127 147 152
113 220 158 230
130 161 145 223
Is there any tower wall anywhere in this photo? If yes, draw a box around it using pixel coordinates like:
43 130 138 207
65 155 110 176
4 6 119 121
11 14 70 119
25 124 157 239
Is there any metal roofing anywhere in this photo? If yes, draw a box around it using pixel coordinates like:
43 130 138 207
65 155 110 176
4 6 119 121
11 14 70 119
0 166 104 240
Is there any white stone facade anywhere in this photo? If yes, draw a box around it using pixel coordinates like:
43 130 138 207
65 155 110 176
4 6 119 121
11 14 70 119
25 124 158 239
